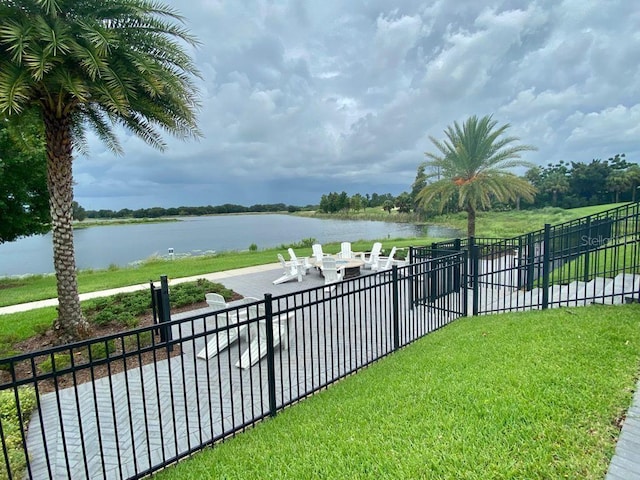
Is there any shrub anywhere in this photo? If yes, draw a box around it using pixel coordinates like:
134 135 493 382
87 340 116 360
39 352 72 374
82 279 233 328
124 331 154 351
0 387 36 480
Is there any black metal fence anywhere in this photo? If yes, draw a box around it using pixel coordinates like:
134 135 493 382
411 201 640 315
0 253 466 480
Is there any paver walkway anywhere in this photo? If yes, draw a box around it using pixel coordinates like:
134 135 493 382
26 266 396 479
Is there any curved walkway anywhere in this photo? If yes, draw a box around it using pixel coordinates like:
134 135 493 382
0 263 281 316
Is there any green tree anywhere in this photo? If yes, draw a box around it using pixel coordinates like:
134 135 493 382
0 114 50 242
0 0 200 341
395 192 412 213
418 115 536 237
382 199 394 213
72 201 86 222
606 170 631 203
626 164 640 202
541 171 570 206
350 193 364 212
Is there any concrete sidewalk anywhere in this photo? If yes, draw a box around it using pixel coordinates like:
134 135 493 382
0 263 281 316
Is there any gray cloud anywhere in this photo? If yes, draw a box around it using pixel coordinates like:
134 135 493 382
73 0 640 210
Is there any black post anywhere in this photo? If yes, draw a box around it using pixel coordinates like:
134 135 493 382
542 224 551 309
462 250 469 316
526 233 535 291
516 236 524 290
150 280 158 324
392 266 400 351
583 216 591 283
408 246 415 307
471 243 479 316
264 293 277 417
453 238 461 291
159 275 173 351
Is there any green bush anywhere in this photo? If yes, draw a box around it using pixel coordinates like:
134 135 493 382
0 387 37 480
82 279 232 328
170 279 233 308
124 331 154 351
249 243 258 252
39 352 72 374
87 340 116 360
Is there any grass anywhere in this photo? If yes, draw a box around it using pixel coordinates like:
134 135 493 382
0 239 428 308
154 304 640 480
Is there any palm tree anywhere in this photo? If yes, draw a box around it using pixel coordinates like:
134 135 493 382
418 115 536 237
541 171 570 206
0 0 201 341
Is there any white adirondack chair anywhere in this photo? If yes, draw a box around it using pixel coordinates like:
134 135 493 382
322 257 344 292
337 241 353 259
288 248 312 274
359 242 383 270
374 246 398 272
273 253 304 285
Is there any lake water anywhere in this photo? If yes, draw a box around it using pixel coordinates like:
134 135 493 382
0 214 461 276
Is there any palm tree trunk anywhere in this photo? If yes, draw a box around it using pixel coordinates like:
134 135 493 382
42 107 89 342
466 206 476 238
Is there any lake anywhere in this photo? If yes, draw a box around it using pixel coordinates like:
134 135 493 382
0 214 461 276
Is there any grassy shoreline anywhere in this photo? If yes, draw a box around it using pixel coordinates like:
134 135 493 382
1 203 626 308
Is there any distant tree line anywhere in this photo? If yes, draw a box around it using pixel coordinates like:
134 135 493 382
318 191 398 213
525 154 640 208
82 203 311 220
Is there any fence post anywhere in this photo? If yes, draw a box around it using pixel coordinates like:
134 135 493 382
542 224 551 309
453 238 461 291
471 242 479 316
408 246 415 307
462 250 469 317
392 266 400 350
263 293 277 417
526 233 535 291
583 216 591 282
155 275 173 351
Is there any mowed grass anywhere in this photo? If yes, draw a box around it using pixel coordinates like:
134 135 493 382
431 203 631 239
155 304 640 480
0 238 427 308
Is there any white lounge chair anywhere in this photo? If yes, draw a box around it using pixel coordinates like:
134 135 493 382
312 243 329 263
235 311 295 369
374 246 398 272
359 242 382 270
273 253 304 285
205 292 228 311
337 241 353 259
288 248 312 274
197 297 262 360
322 257 344 291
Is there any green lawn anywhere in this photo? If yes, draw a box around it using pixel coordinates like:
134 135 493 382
0 238 426 307
155 304 640 480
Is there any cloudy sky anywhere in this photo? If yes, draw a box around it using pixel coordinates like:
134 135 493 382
73 0 640 211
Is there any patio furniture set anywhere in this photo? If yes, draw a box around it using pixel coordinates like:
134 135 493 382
196 242 404 368
274 241 401 288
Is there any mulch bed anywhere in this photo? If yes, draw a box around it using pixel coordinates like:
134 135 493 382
0 302 210 394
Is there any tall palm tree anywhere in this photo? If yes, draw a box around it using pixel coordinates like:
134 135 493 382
418 115 536 237
0 0 201 341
